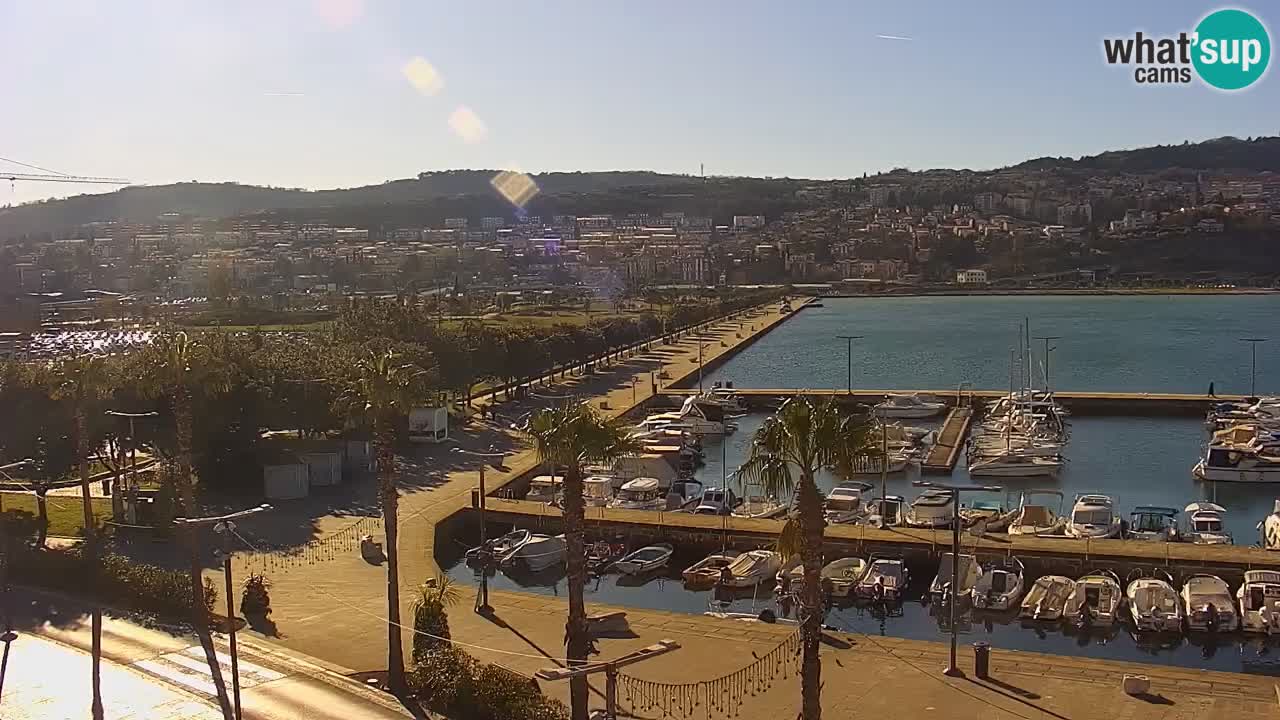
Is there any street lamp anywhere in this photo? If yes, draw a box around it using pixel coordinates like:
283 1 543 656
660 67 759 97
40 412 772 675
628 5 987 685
1240 338 1268 398
835 336 863 394
912 480 1001 678
452 445 506 614
1032 336 1061 392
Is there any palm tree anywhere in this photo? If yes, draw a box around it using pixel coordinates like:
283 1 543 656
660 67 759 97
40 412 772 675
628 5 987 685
50 356 114 720
737 397 872 720
135 331 234 720
525 403 642 720
338 349 429 694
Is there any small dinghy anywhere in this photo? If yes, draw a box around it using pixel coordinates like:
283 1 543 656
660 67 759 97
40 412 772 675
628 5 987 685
682 552 739 588
1019 575 1074 622
972 557 1025 611
855 557 909 602
466 529 531 563
1126 572 1182 633
587 540 627 574
722 550 783 588
1063 570 1123 628
821 557 868 598
502 534 567 571
614 544 674 575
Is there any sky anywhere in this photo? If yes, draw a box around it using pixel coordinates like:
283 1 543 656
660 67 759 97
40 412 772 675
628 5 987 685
2 0 1278 206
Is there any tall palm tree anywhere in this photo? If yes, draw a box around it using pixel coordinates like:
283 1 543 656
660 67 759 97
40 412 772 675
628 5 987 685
525 403 642 720
136 331 234 720
737 397 872 720
50 356 115 720
338 349 428 694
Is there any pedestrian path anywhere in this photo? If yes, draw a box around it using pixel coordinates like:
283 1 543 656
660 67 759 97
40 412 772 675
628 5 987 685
131 642 286 701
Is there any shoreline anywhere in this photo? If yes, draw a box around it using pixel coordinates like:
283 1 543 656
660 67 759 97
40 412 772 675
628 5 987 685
818 287 1278 298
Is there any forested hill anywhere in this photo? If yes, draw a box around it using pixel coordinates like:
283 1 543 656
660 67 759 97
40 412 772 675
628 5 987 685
1011 136 1280 173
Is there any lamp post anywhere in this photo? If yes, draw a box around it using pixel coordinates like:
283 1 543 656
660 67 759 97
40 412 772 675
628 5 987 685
913 480 1001 678
1240 338 1268 398
697 339 706 392
1032 336 1061 392
836 335 863 394
452 445 506 614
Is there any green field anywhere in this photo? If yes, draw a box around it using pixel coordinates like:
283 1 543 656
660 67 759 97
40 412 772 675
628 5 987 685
0 492 114 537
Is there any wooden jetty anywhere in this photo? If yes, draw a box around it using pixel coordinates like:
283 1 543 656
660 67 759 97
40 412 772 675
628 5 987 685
921 406 972 474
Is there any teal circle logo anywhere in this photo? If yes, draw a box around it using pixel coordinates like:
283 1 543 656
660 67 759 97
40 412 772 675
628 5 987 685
1192 8 1270 90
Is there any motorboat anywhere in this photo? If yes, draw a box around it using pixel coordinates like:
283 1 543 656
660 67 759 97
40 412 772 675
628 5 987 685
721 550 783 588
905 489 956 529
959 500 1016 533
525 475 563 504
1184 502 1232 544
1258 499 1280 550
873 393 947 419
466 529 531 562
692 486 739 516
972 557 1025 611
855 557 909 602
1018 575 1074 621
1126 573 1182 633
1127 506 1180 542
641 396 734 436
845 450 915 475
582 476 615 507
666 479 706 510
1181 574 1238 632
703 388 749 414
1238 570 1280 634
609 478 666 510
1192 438 1280 482
929 552 979 602
682 552 739 588
774 555 805 595
501 533 567 571
1065 494 1122 539
821 557 868 598
587 540 627 574
1063 570 1123 627
1007 490 1066 537
969 451 1063 478
824 481 873 524
863 496 905 528
614 544 674 575
732 494 785 519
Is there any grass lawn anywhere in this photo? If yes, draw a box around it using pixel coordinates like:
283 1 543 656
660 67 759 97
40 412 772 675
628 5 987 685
0 492 114 538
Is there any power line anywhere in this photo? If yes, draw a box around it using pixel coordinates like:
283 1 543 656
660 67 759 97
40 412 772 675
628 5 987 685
0 155 69 176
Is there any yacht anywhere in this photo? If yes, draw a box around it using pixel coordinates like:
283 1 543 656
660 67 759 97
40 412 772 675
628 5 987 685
609 478 666 510
845 450 915 475
862 495 906 528
929 552 979 602
692 486 739 515
1127 506 1180 542
1018 575 1074 622
721 550 783 588
1182 574 1238 632
855 557 909 602
971 557 1025 611
969 451 1063 478
821 557 868 598
615 544 674 575
640 396 734 436
682 552 739 588
1063 571 1123 628
1259 499 1280 550
1007 490 1066 536
666 478 705 510
1238 570 1280 634
873 393 947 419
824 481 873 524
582 476 615 507
1126 573 1183 633
1065 494 1122 539
1192 437 1280 482
525 475 564 504
1184 502 1232 544
905 489 956 529
501 533 567 572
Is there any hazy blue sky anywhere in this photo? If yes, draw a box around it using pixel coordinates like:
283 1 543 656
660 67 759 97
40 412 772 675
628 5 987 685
2 1 1277 205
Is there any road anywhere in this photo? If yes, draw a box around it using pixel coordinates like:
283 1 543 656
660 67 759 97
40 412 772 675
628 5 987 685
2 588 423 720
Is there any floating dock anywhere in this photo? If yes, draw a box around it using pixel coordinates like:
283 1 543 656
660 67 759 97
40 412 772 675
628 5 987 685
920 406 973 474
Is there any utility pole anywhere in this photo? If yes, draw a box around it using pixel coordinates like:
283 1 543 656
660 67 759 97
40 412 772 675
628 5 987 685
452 445 506 614
1033 336 1061 392
913 480 1001 678
1240 338 1268 398
173 504 271 720
536 640 681 720
836 335 863 394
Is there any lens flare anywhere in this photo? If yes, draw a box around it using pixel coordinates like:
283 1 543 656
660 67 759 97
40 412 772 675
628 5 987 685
402 57 444 96
492 170 539 207
449 106 488 143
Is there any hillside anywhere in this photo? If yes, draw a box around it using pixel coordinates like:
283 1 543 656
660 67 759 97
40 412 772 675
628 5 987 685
1012 135 1280 173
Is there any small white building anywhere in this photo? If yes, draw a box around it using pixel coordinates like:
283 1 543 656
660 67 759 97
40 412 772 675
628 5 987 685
956 269 989 285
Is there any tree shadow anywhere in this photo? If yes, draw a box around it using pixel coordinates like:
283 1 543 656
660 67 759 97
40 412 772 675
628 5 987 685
966 677 1071 720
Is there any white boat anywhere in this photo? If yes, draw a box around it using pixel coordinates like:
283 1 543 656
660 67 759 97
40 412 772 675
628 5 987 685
1184 502 1232 544
969 452 1062 478
1018 575 1074 621
1238 570 1280 634
1063 570 1123 627
1126 574 1183 633
732 494 785 519
905 489 956 529
666 479 705 510
873 393 947 419
845 450 915 475
972 557 1025 611
609 478 666 510
929 552 978 602
615 544 674 575
1127 506 1180 542
1182 574 1238 632
466 529 531 561
692 486 739 516
721 550 782 588
855 557 909 602
1007 490 1066 536
582 476 614 507
525 475 563 504
959 500 1017 533
641 396 733 436
863 496 905 528
1192 440 1280 482
682 552 738 588
824 481 872 524
821 557 868 598
1258 499 1280 550
1065 494 1122 539
502 533 567 571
